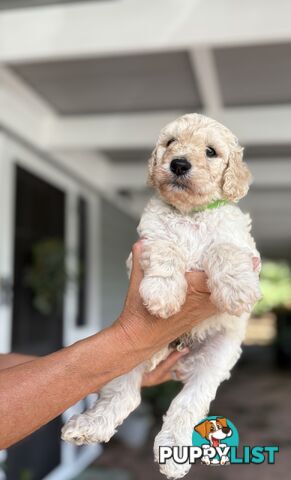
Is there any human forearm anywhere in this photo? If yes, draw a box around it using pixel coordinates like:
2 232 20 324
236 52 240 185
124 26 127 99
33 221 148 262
0 323 146 449
0 353 36 370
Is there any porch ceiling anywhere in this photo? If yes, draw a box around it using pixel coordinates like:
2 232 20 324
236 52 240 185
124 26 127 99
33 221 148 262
0 0 290 256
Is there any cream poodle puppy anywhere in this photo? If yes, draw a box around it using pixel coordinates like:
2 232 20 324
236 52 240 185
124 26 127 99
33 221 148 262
62 113 261 479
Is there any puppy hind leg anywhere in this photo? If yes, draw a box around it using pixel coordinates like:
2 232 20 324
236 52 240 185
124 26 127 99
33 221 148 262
154 330 244 478
62 364 145 445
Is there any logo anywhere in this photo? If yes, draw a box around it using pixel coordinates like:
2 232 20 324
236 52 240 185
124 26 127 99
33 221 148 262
192 416 238 465
159 415 279 466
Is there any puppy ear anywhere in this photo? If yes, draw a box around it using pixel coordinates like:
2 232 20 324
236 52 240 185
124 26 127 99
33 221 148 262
147 147 157 186
222 145 252 202
194 420 209 439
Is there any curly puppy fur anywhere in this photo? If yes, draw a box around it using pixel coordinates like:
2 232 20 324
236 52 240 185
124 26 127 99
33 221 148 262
62 113 261 479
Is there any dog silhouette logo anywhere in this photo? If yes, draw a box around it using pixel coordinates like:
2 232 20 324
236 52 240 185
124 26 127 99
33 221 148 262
192 416 239 465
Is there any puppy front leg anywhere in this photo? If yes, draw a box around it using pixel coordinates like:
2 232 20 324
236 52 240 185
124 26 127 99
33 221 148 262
62 364 145 445
203 243 261 316
154 330 244 478
138 239 187 318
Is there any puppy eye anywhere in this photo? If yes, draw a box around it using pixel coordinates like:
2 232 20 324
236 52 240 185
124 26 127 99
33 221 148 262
206 146 217 158
166 138 176 147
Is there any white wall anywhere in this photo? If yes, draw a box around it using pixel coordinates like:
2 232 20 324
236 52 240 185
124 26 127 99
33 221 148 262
100 198 138 328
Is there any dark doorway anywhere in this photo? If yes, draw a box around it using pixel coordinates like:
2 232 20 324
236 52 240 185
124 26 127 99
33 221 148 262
7 165 65 480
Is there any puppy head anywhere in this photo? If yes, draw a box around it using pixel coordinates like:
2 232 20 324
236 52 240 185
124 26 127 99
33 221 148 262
194 417 231 443
148 113 251 213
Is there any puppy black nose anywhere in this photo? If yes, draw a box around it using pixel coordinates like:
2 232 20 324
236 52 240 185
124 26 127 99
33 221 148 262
170 158 191 176
222 427 230 434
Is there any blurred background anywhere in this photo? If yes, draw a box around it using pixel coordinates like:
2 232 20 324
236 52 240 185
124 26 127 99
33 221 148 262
0 0 290 479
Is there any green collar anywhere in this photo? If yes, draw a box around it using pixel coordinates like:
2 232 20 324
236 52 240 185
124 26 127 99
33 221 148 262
190 199 229 213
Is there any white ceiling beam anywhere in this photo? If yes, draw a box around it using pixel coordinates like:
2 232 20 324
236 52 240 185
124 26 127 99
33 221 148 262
1 0 291 63
189 48 223 113
250 160 291 188
217 106 291 146
47 111 184 151
54 150 111 190
54 152 148 192
47 106 291 151
0 66 55 147
108 163 148 190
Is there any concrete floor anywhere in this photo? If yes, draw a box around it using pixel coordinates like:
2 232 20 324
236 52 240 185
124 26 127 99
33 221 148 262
93 347 291 480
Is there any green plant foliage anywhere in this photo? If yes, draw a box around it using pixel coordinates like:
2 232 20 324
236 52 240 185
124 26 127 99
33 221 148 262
20 469 33 480
25 238 73 316
254 261 291 316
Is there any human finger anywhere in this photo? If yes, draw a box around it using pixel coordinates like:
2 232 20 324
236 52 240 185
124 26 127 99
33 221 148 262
129 241 144 288
186 271 210 293
142 348 189 387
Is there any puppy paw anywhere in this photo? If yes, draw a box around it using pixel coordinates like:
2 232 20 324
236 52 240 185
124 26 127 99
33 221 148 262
61 412 116 445
154 429 191 479
159 456 191 479
210 272 261 316
204 244 262 316
140 275 187 318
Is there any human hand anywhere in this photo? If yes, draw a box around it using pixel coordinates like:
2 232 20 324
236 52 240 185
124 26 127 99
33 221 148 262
114 241 217 361
141 348 189 387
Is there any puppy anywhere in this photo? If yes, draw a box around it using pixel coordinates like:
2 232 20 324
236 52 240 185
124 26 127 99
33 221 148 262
194 417 232 465
62 113 261 479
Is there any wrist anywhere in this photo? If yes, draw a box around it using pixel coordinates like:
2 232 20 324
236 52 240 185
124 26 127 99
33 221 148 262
70 322 151 391
112 315 158 365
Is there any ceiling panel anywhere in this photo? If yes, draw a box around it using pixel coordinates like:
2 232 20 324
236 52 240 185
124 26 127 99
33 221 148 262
11 52 201 115
215 43 291 106
103 149 151 164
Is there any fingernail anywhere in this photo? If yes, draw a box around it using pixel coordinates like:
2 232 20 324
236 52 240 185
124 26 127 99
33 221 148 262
179 347 189 355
